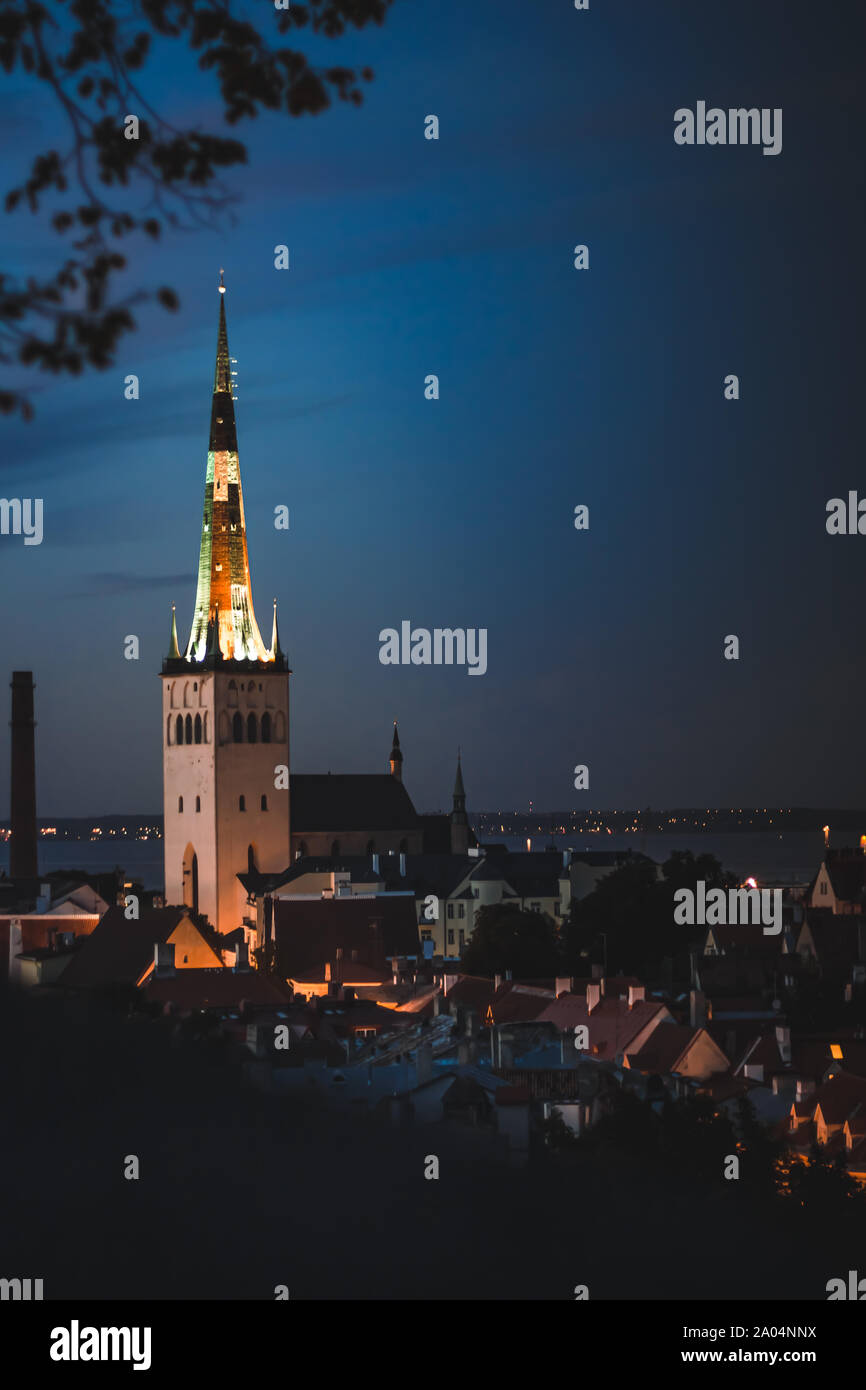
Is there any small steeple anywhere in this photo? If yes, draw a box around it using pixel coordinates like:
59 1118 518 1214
269 598 285 662
167 604 180 660
450 748 469 855
389 720 403 782
454 749 465 805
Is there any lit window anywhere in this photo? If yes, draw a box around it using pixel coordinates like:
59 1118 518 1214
830 1044 844 1060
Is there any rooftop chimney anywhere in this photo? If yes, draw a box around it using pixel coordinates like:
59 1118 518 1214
586 981 602 1013
627 984 645 1010
555 976 574 997
9 671 37 880
154 942 175 978
775 1023 792 1064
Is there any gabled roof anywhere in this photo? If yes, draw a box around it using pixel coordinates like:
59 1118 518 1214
443 974 495 1016
58 906 191 989
144 969 292 1010
704 922 788 955
823 851 866 905
797 914 862 968
290 773 420 833
272 895 419 978
488 982 556 1024
625 1024 710 1075
537 994 670 1056
805 1073 866 1128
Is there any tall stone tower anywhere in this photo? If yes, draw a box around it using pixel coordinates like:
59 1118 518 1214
161 275 290 937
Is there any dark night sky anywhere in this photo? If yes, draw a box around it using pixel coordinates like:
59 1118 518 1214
0 0 864 816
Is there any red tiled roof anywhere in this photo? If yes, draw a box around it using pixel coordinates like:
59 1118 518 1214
490 982 555 1024
272 895 418 977
626 1024 702 1075
807 1074 866 1127
537 994 670 1055
145 968 293 1009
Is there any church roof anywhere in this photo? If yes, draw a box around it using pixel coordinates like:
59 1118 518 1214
290 773 421 833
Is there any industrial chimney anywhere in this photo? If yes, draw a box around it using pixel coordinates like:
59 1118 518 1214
9 671 37 880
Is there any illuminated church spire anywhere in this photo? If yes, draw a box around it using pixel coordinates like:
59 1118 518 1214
184 273 271 665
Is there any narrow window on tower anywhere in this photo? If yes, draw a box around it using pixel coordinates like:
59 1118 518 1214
178 796 184 813
196 796 201 813
261 712 271 743
232 712 243 743
247 713 257 743
194 714 202 744
261 795 268 811
185 714 193 744
176 714 184 745
239 795 246 812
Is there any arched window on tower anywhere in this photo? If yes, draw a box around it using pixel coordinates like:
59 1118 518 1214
247 713 257 744
232 712 243 743
175 714 184 745
274 711 286 742
178 796 184 813
194 714 202 744
261 794 268 811
239 795 246 812
261 712 271 744
185 714 193 744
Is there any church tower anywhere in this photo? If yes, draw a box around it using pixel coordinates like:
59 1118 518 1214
161 275 290 937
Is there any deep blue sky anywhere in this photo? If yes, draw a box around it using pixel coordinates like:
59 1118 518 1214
1 0 864 817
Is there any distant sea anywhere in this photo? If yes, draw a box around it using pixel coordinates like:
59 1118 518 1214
500 830 828 885
0 839 165 890
0 829 830 892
